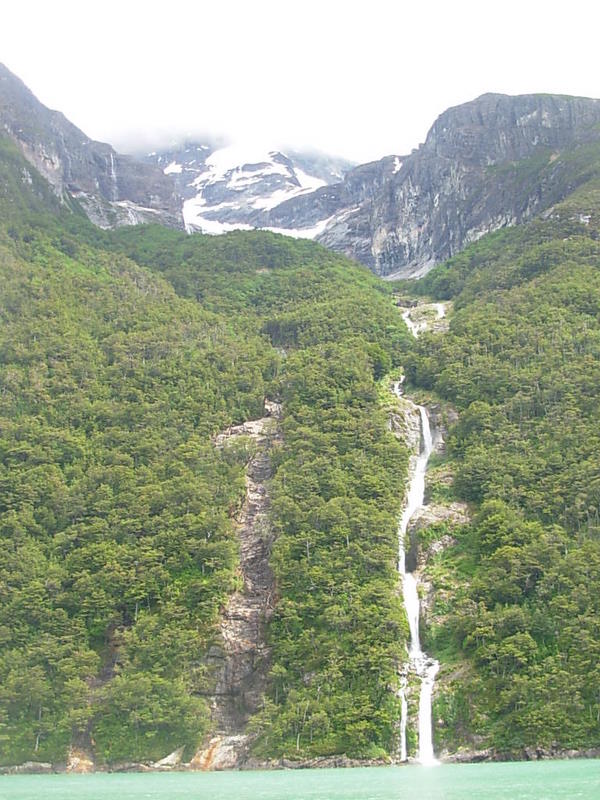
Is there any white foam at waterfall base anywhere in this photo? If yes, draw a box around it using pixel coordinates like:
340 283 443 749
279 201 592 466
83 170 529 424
398 676 408 763
418 660 440 766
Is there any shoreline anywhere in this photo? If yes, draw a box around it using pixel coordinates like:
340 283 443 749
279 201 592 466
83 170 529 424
3 747 600 775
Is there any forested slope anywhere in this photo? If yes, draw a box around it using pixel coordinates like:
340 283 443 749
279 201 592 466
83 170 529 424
104 225 413 759
0 134 413 765
4 112 600 769
404 166 600 755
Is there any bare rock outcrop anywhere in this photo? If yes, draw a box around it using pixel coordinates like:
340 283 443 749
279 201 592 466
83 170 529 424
193 401 282 769
0 761 54 775
0 63 183 229
266 93 600 277
152 747 185 770
389 391 422 452
66 748 95 774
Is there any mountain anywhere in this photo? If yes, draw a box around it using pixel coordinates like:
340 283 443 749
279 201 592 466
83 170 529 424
0 63 183 229
0 126 412 769
7 60 600 282
406 159 600 759
2 65 600 770
143 142 353 234
264 93 600 277
140 93 600 280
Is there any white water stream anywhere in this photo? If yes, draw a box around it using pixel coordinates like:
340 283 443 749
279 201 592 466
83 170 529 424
401 302 446 338
395 301 445 765
109 152 118 202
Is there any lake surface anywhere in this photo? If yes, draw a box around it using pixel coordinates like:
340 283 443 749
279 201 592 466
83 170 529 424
1 761 599 800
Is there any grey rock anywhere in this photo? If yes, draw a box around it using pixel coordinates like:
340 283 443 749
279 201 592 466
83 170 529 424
240 754 391 770
443 744 600 763
0 761 53 774
443 749 494 763
66 748 95 773
191 735 251 771
270 93 600 276
152 747 185 769
193 402 283 769
0 63 183 229
108 762 153 773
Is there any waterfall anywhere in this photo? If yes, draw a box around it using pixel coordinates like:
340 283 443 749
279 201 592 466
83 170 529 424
401 308 421 338
109 152 118 201
398 674 408 763
393 386 440 765
401 303 446 338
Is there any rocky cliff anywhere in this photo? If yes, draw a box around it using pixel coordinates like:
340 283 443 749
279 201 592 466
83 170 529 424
0 63 183 229
267 93 600 277
6 65 599 271
192 401 281 770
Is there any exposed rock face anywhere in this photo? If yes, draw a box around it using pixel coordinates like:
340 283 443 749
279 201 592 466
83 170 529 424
66 748 95 774
8 65 598 273
153 93 600 274
0 63 183 229
193 401 282 769
0 761 53 775
242 753 391 770
442 745 600 763
409 503 470 540
264 156 397 257
269 93 600 276
426 401 459 455
191 735 250 771
369 93 600 278
414 397 470 608
153 747 185 770
389 391 422 453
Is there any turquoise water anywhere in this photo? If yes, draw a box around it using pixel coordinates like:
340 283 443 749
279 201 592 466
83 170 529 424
0 762 599 800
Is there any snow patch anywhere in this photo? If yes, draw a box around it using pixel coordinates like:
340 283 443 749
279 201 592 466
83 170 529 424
249 169 326 211
294 168 326 192
262 216 334 240
190 170 213 188
183 197 252 234
206 145 282 175
251 184 319 211
164 161 183 175
226 163 291 190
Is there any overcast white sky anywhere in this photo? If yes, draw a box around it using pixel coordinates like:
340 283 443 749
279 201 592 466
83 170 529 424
2 0 600 162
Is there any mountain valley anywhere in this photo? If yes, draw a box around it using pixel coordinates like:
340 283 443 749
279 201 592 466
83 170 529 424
0 63 599 772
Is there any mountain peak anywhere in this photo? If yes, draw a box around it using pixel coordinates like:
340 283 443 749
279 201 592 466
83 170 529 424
263 91 600 277
4 65 600 278
144 141 354 236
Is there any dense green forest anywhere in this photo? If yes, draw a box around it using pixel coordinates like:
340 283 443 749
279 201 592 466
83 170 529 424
105 226 413 759
0 135 412 764
3 119 600 768
404 171 600 754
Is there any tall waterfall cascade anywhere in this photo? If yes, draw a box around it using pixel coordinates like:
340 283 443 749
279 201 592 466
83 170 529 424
395 301 445 765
